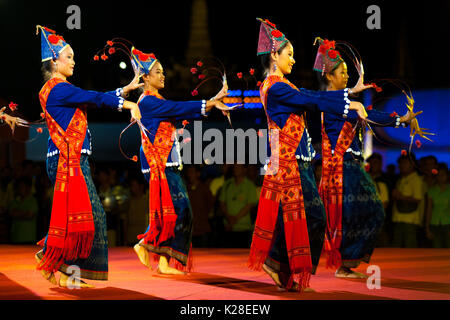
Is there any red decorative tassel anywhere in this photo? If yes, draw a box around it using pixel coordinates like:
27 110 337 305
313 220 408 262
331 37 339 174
325 249 342 269
286 272 311 292
247 246 268 271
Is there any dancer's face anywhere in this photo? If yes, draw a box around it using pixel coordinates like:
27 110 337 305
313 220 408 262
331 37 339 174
55 46 75 78
273 42 295 75
146 61 165 90
326 62 348 90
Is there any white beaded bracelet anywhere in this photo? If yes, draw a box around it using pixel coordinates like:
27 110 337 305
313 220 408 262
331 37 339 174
201 100 207 116
117 98 124 112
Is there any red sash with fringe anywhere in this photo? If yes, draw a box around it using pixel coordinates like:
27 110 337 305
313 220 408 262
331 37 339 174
37 78 94 273
136 91 178 246
248 75 312 291
318 113 356 269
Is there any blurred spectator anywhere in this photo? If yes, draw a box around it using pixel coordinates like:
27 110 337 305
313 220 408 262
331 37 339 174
386 164 398 188
209 164 232 197
125 176 148 246
219 164 257 248
185 165 214 247
246 164 263 224
392 153 426 247
97 167 129 247
8 177 38 244
209 164 232 247
425 163 450 248
420 155 438 189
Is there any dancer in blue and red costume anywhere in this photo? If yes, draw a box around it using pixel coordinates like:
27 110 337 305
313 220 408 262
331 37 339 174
108 43 233 274
34 25 142 288
248 18 372 292
313 37 414 278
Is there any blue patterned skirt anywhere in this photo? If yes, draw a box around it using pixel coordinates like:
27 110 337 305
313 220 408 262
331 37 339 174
265 161 326 275
340 160 385 268
139 167 193 267
36 154 109 280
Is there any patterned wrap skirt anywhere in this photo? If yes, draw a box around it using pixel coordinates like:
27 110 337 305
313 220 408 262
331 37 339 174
265 160 326 275
340 160 385 268
36 154 109 280
139 167 193 267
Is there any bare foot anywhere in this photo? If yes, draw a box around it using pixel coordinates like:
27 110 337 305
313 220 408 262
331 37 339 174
59 272 94 288
157 256 186 275
35 254 57 285
134 243 150 268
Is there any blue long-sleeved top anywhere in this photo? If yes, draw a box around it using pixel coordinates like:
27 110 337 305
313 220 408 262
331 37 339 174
138 94 208 173
45 82 124 157
265 82 352 161
323 107 403 161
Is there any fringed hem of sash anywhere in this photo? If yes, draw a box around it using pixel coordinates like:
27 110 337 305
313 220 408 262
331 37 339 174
36 246 64 273
325 249 342 269
158 221 176 245
64 232 94 261
247 247 268 271
286 271 311 293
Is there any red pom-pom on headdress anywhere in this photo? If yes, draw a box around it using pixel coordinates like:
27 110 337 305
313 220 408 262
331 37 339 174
132 48 142 55
271 29 283 39
48 34 60 45
328 50 338 59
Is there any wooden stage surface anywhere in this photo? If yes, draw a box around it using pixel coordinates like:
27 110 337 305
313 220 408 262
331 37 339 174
0 245 449 300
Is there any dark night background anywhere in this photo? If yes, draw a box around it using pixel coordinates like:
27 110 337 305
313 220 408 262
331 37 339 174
0 0 449 164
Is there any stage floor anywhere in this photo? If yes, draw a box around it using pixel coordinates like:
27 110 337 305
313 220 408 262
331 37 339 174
0 245 449 300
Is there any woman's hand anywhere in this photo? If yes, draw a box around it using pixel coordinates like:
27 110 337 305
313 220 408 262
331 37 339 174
0 107 17 131
400 109 423 124
211 82 229 101
350 73 373 95
123 101 141 121
205 100 233 115
348 101 368 119
122 73 145 97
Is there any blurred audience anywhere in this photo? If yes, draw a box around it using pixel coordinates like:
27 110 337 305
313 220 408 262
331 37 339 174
8 177 38 244
125 176 148 246
425 163 450 248
0 152 448 249
391 153 426 248
219 164 257 248
184 165 214 247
